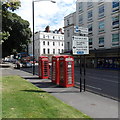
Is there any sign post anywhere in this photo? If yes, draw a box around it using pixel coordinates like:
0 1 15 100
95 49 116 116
80 55 82 92
83 55 86 91
72 26 89 92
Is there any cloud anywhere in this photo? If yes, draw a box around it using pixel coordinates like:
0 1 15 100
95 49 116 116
15 0 76 32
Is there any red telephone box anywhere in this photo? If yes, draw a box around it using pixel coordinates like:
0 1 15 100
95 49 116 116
59 55 74 87
38 56 49 79
52 56 60 85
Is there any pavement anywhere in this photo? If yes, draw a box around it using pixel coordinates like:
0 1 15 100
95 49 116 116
1 65 119 119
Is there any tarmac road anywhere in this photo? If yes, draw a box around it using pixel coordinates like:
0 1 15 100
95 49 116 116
74 67 119 100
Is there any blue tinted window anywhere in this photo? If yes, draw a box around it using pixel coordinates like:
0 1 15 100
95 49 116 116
79 2 83 11
112 16 119 25
99 37 104 44
79 14 83 24
99 5 104 14
112 34 119 42
87 1 93 8
89 38 92 45
112 2 119 8
88 10 92 18
88 24 92 31
99 21 104 29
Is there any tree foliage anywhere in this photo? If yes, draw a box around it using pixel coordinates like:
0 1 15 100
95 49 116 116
2 0 21 11
2 0 32 57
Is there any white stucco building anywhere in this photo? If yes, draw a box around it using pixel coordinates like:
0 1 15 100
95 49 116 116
29 31 64 61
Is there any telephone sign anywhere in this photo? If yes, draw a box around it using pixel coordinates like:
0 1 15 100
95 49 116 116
72 36 89 55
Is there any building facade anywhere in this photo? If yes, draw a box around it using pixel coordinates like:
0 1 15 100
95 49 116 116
64 12 76 52
64 1 120 69
29 31 64 61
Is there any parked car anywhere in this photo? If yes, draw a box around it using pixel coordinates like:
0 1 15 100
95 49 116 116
29 60 36 64
22 62 32 68
11 59 17 64
4 57 11 62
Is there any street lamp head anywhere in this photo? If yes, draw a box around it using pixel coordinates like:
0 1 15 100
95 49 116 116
51 0 56 3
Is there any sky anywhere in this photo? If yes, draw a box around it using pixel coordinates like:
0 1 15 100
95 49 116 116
15 0 76 32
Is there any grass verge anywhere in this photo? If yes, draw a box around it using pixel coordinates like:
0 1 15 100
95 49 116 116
2 75 91 119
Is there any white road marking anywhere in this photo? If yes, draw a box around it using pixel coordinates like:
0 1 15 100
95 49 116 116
75 70 118 79
87 76 119 84
86 85 102 90
75 82 102 90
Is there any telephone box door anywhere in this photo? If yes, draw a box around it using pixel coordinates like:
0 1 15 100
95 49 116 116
52 56 60 85
38 56 49 79
59 56 74 87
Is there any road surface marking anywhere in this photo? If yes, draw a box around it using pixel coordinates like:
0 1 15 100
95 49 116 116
75 70 118 79
75 82 102 90
87 76 119 84
86 85 102 90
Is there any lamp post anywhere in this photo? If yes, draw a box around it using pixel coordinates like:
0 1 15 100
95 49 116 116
32 0 56 75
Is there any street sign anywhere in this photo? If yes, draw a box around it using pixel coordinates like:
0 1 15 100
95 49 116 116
74 26 88 35
72 36 89 55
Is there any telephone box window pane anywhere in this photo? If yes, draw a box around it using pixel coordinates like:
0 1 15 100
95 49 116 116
60 62 64 83
67 62 72 84
52 62 56 81
44 61 48 76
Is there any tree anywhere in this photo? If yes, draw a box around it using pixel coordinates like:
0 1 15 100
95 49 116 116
2 0 32 57
1 0 20 42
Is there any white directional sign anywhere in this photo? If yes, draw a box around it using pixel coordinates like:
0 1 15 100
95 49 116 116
74 26 88 35
72 36 89 55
